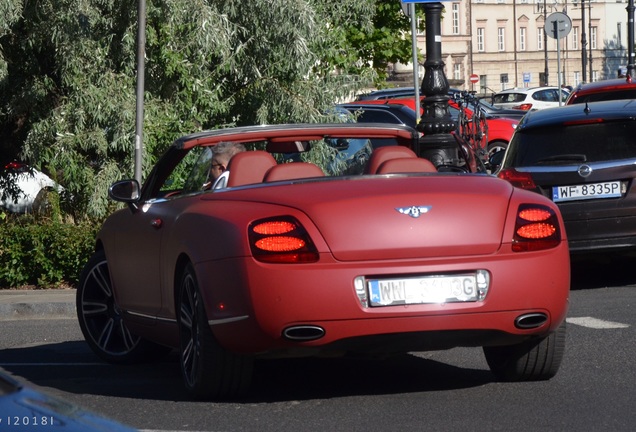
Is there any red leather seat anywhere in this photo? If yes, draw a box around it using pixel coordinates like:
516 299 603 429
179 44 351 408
376 157 437 174
226 151 277 187
364 146 417 174
263 162 325 182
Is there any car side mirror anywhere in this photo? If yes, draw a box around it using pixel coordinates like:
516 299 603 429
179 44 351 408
109 180 140 203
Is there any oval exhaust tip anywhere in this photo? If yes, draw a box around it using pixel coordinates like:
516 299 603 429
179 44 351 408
283 325 325 341
515 313 548 329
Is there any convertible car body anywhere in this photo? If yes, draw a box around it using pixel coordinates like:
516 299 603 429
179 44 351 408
77 123 570 399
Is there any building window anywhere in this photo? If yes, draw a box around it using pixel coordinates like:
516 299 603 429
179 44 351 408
498 27 505 52
591 26 597 49
572 27 579 50
574 71 581 87
454 63 461 80
520 27 526 51
416 17 425 36
477 28 485 52
538 27 544 50
452 3 460 35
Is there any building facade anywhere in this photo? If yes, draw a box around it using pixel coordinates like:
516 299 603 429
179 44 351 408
394 0 632 95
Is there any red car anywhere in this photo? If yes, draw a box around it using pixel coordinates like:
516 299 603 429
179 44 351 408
350 97 518 157
566 76 636 105
77 123 570 400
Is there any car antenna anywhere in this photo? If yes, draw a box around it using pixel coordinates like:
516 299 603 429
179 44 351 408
584 102 591 114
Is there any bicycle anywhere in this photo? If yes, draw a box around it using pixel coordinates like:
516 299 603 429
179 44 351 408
454 91 489 164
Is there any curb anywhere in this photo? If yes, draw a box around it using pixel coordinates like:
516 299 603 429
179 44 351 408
0 289 76 320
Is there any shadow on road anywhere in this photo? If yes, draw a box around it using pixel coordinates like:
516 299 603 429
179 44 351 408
1 341 492 403
570 251 636 290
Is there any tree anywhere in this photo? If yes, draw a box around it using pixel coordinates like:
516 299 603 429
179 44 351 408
0 1 414 219
345 0 424 83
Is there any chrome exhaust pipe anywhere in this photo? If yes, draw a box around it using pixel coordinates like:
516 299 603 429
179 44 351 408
282 325 325 341
515 313 548 329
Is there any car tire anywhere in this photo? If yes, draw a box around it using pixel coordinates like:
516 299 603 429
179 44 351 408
483 322 566 381
77 250 169 364
178 263 253 400
487 141 508 158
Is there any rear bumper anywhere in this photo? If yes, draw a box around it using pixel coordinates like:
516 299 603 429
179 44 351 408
195 243 570 356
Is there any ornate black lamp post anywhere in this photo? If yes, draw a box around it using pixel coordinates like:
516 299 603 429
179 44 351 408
416 2 459 167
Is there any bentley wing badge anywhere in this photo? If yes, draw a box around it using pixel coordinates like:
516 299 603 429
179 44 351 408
395 205 432 218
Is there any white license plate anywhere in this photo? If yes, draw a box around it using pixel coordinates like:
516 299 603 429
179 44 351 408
552 181 622 202
368 274 481 307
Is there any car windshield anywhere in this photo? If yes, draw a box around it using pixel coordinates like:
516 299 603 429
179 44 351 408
507 121 636 166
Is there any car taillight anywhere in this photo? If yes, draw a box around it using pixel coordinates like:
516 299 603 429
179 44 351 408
249 217 319 263
4 161 26 171
512 204 561 252
497 168 537 190
513 103 533 110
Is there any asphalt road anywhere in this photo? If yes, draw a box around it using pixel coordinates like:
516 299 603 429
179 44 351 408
1 252 635 431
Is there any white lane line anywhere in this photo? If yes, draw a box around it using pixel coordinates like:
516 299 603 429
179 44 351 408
567 316 630 329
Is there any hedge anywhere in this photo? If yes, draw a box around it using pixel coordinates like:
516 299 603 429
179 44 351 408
0 215 100 289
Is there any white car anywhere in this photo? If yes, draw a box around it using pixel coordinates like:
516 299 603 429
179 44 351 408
0 162 63 213
492 86 570 111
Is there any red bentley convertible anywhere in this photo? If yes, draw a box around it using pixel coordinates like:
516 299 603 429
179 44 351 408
77 123 570 399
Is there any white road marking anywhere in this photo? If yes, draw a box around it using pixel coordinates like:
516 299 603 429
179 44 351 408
567 316 630 329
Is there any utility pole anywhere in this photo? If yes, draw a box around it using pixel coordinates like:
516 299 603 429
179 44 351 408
581 0 587 82
134 0 147 184
628 0 635 77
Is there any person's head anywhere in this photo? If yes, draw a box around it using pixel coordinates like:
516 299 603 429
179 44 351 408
210 141 246 180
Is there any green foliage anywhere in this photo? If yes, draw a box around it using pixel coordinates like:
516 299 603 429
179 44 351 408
0 0 416 220
0 216 100 288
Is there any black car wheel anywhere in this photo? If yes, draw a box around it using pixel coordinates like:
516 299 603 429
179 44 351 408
483 322 566 381
487 141 508 158
178 263 253 399
77 250 167 363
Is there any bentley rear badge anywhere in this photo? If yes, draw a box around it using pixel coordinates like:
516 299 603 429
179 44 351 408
396 206 432 218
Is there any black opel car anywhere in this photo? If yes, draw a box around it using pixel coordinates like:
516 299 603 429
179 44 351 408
496 99 636 253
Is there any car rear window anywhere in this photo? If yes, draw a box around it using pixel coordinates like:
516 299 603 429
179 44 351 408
506 121 636 166
569 89 636 104
493 93 525 104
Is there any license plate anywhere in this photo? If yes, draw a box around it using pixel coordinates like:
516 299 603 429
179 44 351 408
368 273 483 307
552 181 622 202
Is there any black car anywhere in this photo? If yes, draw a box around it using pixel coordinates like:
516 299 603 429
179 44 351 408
497 99 636 253
355 86 462 101
476 99 527 121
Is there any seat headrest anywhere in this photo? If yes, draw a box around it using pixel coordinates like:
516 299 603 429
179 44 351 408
226 151 277 187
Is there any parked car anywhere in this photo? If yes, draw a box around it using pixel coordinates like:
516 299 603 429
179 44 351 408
355 86 461 101
497 99 636 253
77 123 569 400
0 162 63 213
476 98 528 121
566 76 636 105
492 86 569 111
346 97 519 157
0 372 135 431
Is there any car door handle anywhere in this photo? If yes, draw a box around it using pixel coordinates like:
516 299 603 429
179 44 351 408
151 219 163 229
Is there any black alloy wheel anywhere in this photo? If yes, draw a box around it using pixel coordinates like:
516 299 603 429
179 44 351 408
178 263 253 400
77 250 165 363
